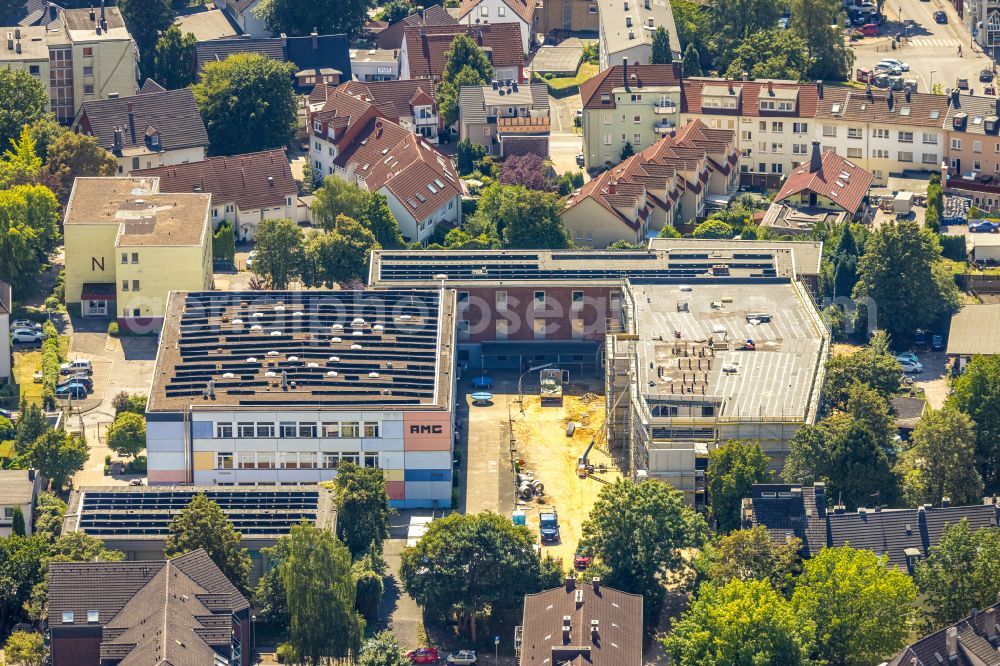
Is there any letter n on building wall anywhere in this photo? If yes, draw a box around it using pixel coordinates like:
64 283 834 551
92 257 104 272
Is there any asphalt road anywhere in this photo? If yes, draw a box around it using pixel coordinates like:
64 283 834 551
852 0 993 94
547 92 587 178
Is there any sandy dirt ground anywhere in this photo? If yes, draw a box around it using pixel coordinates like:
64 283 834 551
510 390 620 567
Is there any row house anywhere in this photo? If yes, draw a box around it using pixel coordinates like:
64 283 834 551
337 79 441 143
814 84 949 186
562 118 739 247
455 0 537 54
458 81 550 156
942 91 1000 210
309 89 462 242
680 78 822 189
579 61 682 169
399 23 525 83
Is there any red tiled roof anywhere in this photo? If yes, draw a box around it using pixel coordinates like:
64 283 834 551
681 78 823 117
335 118 462 223
775 149 874 215
580 63 681 110
336 79 438 123
403 23 524 79
457 0 535 25
311 89 381 148
133 149 296 212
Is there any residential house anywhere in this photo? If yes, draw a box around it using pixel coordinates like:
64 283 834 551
349 46 400 82
0 469 45 537
459 81 550 156
814 84 949 186
943 91 1000 210
338 78 441 142
0 5 138 123
887 602 1000 666
947 303 1000 371
309 89 462 242
534 0 600 36
681 78 823 188
399 23 525 83
563 118 738 246
48 549 251 666
73 88 209 175
0 281 9 383
579 61 682 169
376 4 457 51
133 149 298 241
890 395 926 439
174 7 240 41
743 483 1000 571
214 0 268 37
761 142 873 235
597 0 680 71
63 177 213 331
455 0 537 54
516 577 643 666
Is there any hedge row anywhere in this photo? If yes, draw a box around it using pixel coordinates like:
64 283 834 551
40 321 62 410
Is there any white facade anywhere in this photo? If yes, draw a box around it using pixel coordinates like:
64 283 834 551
117 145 207 176
458 0 532 54
209 196 298 241
380 185 461 242
349 50 399 81
815 121 944 186
215 0 269 36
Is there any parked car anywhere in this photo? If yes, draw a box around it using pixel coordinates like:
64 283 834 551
969 220 1000 232
858 23 879 36
55 382 87 400
408 647 440 664
879 58 909 71
896 352 919 364
957 78 970 90
981 69 995 82
245 251 256 269
10 320 41 331
876 63 902 76
0 407 13 420
575 154 585 167
934 10 948 22
899 358 924 374
10 328 44 344
58 375 93 391
931 334 945 351
914 329 928 346
574 549 592 569
447 651 478 665
60 359 93 375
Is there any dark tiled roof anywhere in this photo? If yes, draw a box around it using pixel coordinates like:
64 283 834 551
133 149 296 212
228 0 259 13
76 88 208 154
402 23 524 79
681 78 824 118
195 36 285 72
285 33 352 80
337 79 438 123
746 483 828 556
4 0 62 26
891 396 926 429
888 602 1000 666
520 579 643 666
775 149 873 215
814 86 950 128
581 63 681 110
139 79 166 94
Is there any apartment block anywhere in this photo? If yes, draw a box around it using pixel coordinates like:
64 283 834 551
459 81 550 157
598 0 679 70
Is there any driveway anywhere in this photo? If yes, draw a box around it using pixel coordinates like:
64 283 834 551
909 350 950 408
548 93 586 179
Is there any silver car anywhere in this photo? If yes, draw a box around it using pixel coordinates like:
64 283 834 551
446 651 477 665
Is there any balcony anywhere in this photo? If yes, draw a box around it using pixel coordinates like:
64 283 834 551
653 103 677 115
414 114 438 126
654 121 674 134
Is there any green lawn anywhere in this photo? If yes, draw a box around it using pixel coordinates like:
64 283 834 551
543 62 598 97
12 349 42 407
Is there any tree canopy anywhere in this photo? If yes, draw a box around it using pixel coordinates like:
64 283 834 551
325 462 392 558
304 218 378 288
194 54 298 156
163 494 252 594
823 335 901 409
476 184 570 249
789 0 854 80
706 440 771 532
896 406 983 506
0 68 48 152
357 631 410 666
42 131 118 201
699 526 802 595
724 28 808 81
0 182 61 298
313 177 370 231
499 153 551 191
251 218 305 289
948 354 1000 493
259 0 370 37
118 0 174 71
151 25 197 90
29 429 87 491
106 412 147 460
650 26 673 63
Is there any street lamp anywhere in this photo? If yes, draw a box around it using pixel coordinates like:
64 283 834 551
518 362 553 413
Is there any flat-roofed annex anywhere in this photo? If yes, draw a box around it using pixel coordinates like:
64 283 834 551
147 289 455 412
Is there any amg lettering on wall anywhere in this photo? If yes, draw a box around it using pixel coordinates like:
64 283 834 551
409 424 443 434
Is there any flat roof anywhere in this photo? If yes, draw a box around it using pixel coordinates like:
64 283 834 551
598 0 679 55
629 278 826 421
147 289 455 412
760 204 848 235
65 177 210 247
64 485 336 541
947 303 1000 356
647 238 823 279
369 246 806 288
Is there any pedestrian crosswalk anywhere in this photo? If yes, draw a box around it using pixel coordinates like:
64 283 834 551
908 37 959 47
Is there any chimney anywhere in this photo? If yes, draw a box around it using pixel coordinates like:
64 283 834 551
281 370 288 389
89 6 95 21
905 85 911 103
816 80 824 99
590 619 600 642
741 71 748 82
99 0 107 32
208 379 215 398
592 577 601 593
946 626 958 657
564 575 575 591
311 29 318 50
727 78 733 94
622 56 629 91
865 81 872 98
575 589 584 608
942 497 951 507
887 87 894 110
952 88 960 107
767 80 773 95
27 469 35 481
985 608 997 640
127 102 136 144
562 616 572 643
809 139 822 173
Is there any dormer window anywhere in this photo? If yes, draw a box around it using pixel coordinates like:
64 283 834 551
150 134 159 147
314 121 322 132
601 93 611 103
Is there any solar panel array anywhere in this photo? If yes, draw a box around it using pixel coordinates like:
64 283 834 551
78 489 321 537
158 290 444 407
375 250 780 282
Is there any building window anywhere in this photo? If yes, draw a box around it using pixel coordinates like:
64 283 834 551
923 133 938 145
121 252 127 264
759 121 767 132
974 140 983 153
922 153 938 164
237 422 254 438
364 422 380 438
322 452 340 468
132 279 139 291
341 421 360 438
771 121 783 132
899 131 913 142
480 5 488 14
87 611 99 623
131 157 139 170
216 423 233 438
296 422 316 438
822 125 837 137
256 422 274 438
82 65 93 77
975 160 982 171
495 291 507 308
365 453 380 468
534 291 545 305
498 5 505 15
872 128 889 138
457 291 469 303
847 128 862 139
951 138 963 150
604 133 612 145
589 3 597 11
279 422 297 438
280 452 299 469
898 151 913 162
62 612 73 624
873 149 889 159
633 133 641 144
323 422 341 438
121 280 129 291
131 252 138 263
29 65 39 75
792 122 808 134
83 84 94 95
572 290 584 304
846 147 863 158
3 507 13 519
238 452 257 469
132 308 140 317
771 163 783 174
83 47 93 56
873 170 883 180
217 452 234 469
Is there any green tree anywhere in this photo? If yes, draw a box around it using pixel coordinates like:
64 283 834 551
400 512 542 640
313 177 370 231
2 630 46 666
106 412 146 460
476 184 570 249
32 492 65 543
443 33 495 83
789 0 854 80
650 25 673 63
282 523 365 663
251 217 305 289
194 53 298 156
949 354 1000 492
259 0 370 36
439 64 490 127
24 114 66 163
14 403 47 456
352 552 384 620
213 220 236 262
361 193 404 248
692 219 735 238
382 0 412 23
706 441 772 532
118 0 175 72
151 25 197 90
358 630 410 666
326 462 392 558
0 128 42 188
681 43 703 76
914 522 1000 630
50 530 124 563
11 505 26 537
581 478 708 624
663 579 813 665
456 138 487 175
29 430 87 491
709 0 784 71
823 340 902 409
703 526 802 594
163 494 252 594
0 184 61 297
792 547 916 665
725 28 808 80
620 141 635 161
672 0 711 60
42 131 117 201
255 536 291 631
0 535 49 632
896 406 983 507
0 68 47 152
0 415 13 441
304 218 378 287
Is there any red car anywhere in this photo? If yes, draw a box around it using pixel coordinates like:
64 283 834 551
408 647 440 664
573 550 592 569
858 23 878 36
